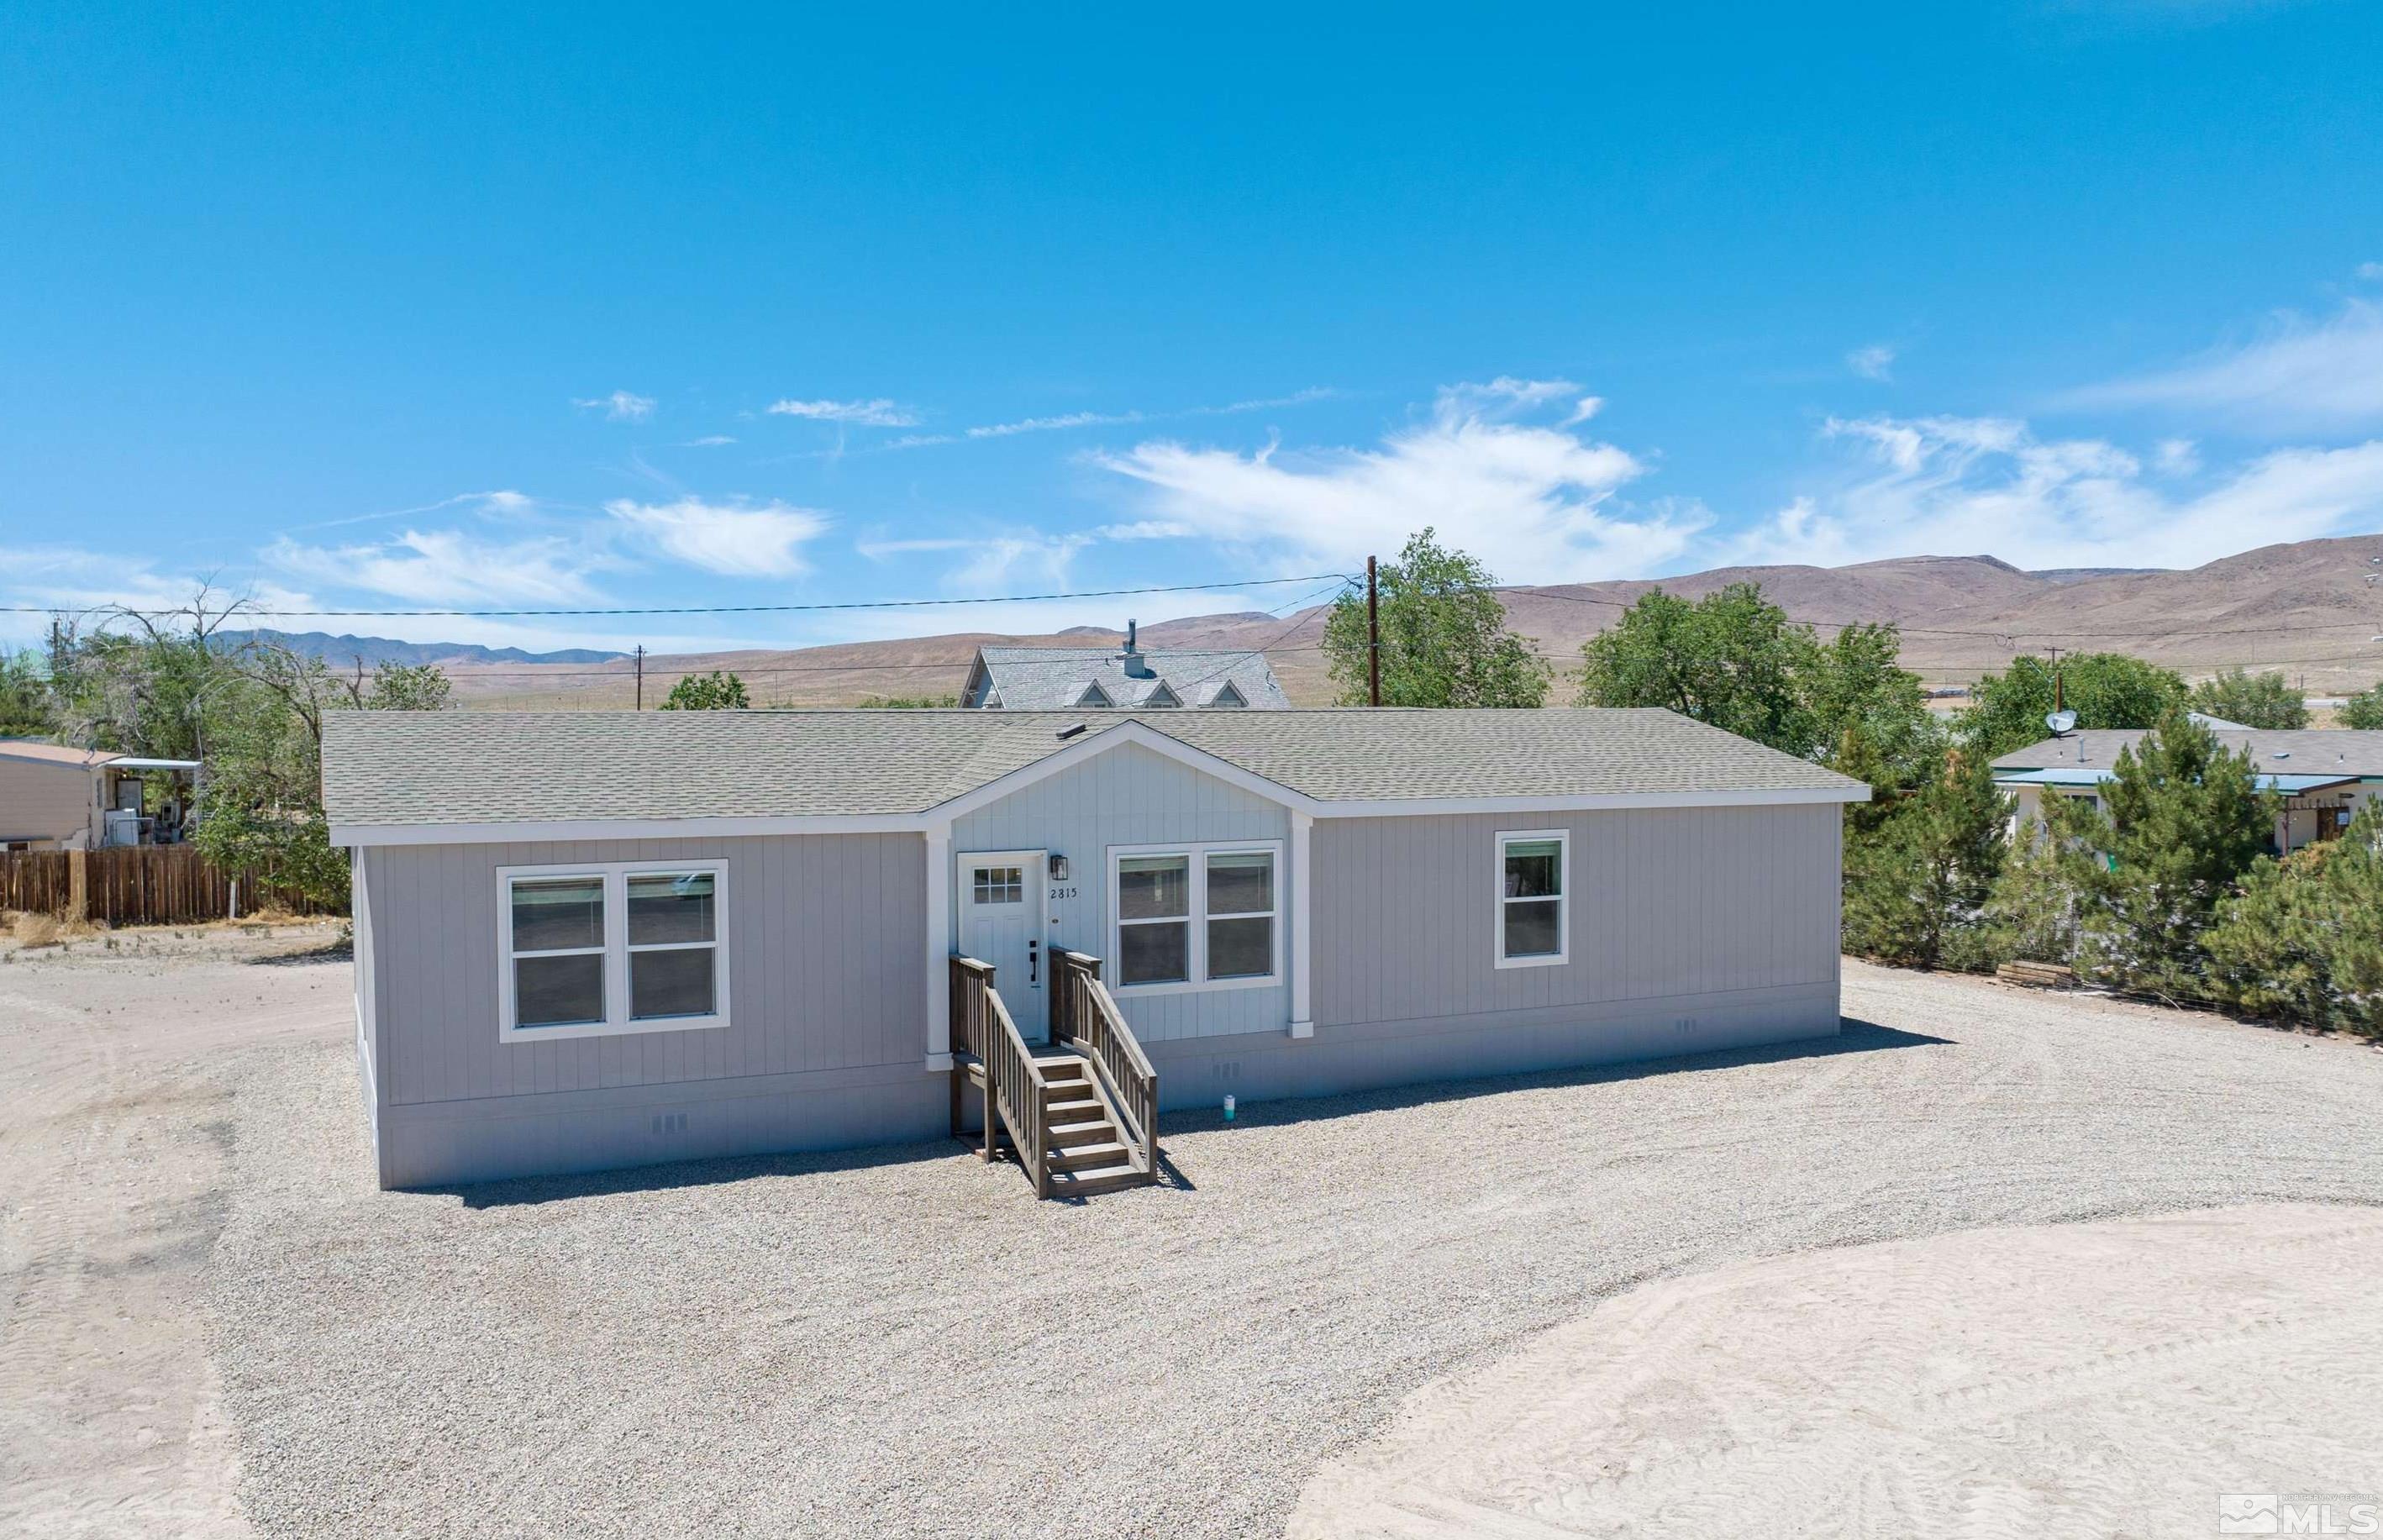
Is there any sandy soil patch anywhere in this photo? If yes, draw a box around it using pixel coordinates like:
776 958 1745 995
1291 1203 2383 1538
0 924 347 1538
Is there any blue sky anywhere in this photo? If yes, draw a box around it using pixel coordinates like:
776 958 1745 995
4 0 2381 654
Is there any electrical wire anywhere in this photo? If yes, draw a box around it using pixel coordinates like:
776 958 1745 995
2 572 1356 619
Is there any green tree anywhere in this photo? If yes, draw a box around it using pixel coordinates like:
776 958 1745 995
1959 653 2187 758
2187 667 2307 729
1842 748 2011 970
2338 682 2383 730
1576 583 1813 749
660 670 751 710
860 693 959 708
1578 583 1936 775
190 643 455 908
1323 528 1550 707
2206 802 2383 1037
2049 712 2275 1001
364 661 455 712
0 649 55 738
1983 826 2083 967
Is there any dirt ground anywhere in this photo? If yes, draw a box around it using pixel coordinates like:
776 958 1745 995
0 922 345 1539
1291 1203 2383 1537
4 938 2382 1538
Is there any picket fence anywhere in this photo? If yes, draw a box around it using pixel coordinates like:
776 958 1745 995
0 845 340 926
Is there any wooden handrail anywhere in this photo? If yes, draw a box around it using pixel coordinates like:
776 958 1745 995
1052 949 1158 1179
949 954 1051 1197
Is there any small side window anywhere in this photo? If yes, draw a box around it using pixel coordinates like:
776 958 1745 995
1497 831 1568 968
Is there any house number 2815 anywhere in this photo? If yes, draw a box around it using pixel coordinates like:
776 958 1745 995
1049 885 1078 901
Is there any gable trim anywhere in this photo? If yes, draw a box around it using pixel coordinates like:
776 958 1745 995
927 719 1321 822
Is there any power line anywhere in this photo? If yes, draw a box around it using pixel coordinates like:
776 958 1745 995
4 572 1355 619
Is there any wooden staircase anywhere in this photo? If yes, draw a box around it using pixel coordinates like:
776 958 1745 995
950 954 1158 1200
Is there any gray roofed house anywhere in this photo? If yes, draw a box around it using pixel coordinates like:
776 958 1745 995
324 706 1866 1196
960 622 1291 711
1993 726 2383 855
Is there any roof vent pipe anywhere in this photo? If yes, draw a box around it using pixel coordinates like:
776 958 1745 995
1122 618 1151 678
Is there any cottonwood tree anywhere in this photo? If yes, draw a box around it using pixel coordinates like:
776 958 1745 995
1576 581 1936 779
1959 653 2186 758
2338 682 2383 730
661 670 751 710
1322 528 1550 707
2187 667 2308 729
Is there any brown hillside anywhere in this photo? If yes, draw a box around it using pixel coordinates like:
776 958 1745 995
439 535 2383 708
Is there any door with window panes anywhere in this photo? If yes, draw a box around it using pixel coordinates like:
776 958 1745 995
957 851 1049 1040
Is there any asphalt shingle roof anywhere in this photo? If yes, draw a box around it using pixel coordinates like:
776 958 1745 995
323 707 1866 829
971 646 1291 710
1993 728 2383 778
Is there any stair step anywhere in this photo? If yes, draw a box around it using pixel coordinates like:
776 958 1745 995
1047 1160 1147 1196
1047 1119 1116 1148
1049 1140 1130 1171
1044 1095 1106 1121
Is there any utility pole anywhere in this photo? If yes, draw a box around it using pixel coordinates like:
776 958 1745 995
2045 645 2065 716
634 644 646 710
1365 555 1381 708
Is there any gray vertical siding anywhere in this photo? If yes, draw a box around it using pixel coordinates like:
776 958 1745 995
949 739 1292 1043
1312 803 1841 1028
360 832 942 1186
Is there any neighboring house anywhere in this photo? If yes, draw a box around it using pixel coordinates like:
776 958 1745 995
1993 726 2383 854
0 740 201 851
960 622 1291 710
324 708 1867 1192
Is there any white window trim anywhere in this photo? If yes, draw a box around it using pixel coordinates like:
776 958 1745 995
1494 828 1570 970
497 858 732 1043
1107 838 1284 996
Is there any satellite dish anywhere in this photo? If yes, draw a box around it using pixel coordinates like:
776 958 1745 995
2046 709 2078 735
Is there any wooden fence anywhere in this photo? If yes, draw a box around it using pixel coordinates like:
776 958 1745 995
0 845 342 926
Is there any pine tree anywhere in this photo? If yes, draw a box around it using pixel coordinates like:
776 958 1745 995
1842 745 2011 969
2052 712 2275 1000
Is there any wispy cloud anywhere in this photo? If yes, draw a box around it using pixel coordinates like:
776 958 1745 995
676 435 737 448
2359 261 2383 282
967 410 1144 439
1728 412 2383 570
1847 344 1896 381
575 390 656 423
605 497 829 577
961 386 1340 442
765 397 921 427
262 529 613 607
1088 376 1686 584
2065 297 2383 429
284 488 537 533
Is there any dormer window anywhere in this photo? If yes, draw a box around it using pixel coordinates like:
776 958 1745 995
1206 681 1246 708
1139 681 1181 708
1074 682 1114 708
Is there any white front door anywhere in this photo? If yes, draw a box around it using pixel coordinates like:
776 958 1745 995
957 849 1049 1042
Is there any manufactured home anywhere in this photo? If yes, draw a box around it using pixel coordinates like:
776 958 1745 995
324 708 1866 1195
1994 726 2383 855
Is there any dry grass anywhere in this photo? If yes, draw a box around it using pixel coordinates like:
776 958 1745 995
11 912 62 948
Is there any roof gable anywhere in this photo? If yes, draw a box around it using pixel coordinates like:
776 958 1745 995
968 645 1292 709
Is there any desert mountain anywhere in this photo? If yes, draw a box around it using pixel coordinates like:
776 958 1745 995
427 534 2383 707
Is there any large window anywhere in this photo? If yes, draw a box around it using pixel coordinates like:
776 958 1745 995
498 860 729 1042
1110 841 1281 992
1496 830 1568 968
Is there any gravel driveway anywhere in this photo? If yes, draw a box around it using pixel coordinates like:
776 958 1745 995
12 945 2383 1537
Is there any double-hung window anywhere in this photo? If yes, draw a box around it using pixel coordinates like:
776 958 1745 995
1111 841 1281 991
1496 830 1568 968
498 860 729 1042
